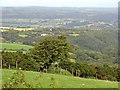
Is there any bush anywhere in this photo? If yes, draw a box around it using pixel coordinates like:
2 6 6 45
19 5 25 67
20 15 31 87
3 69 32 88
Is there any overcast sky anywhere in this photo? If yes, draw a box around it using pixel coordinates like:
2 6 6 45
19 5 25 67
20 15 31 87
1 0 119 7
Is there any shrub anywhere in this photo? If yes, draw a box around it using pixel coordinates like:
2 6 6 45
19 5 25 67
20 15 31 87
3 69 32 88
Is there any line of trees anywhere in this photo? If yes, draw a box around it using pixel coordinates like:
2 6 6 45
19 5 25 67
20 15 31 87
1 35 120 82
59 61 120 81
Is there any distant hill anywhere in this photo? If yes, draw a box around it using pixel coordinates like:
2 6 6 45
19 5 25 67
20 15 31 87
1 7 117 22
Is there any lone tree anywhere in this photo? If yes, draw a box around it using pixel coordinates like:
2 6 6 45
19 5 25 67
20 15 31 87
31 35 72 71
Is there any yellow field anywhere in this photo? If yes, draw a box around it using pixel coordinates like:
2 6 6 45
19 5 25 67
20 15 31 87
0 27 10 29
13 27 34 31
0 27 34 31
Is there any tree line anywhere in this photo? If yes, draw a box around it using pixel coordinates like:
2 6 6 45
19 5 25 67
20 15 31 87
1 35 120 82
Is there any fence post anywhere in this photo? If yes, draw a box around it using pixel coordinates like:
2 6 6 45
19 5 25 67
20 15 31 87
46 66 47 73
78 70 80 77
9 64 10 69
72 69 74 76
16 61 18 69
76 70 77 76
0 60 2 69
96 72 97 79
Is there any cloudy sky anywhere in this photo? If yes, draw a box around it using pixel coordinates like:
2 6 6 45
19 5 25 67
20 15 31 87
1 0 119 7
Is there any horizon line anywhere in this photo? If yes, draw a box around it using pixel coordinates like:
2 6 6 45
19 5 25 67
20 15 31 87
1 6 118 8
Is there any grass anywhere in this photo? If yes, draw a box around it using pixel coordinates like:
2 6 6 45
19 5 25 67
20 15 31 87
0 43 33 51
69 33 79 36
1 69 118 88
19 34 28 37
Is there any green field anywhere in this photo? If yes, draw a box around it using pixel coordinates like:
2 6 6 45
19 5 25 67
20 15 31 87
69 33 80 36
1 69 118 88
0 43 33 51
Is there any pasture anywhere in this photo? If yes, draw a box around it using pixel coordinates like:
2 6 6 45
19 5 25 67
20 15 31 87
0 43 33 51
1 69 118 88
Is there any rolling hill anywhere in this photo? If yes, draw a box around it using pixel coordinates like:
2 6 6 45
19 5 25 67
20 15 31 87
1 7 117 22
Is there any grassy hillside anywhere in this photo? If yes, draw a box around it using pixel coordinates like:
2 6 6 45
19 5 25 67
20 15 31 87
2 69 118 88
0 43 33 51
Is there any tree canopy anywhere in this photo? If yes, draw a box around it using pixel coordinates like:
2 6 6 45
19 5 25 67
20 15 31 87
31 35 72 70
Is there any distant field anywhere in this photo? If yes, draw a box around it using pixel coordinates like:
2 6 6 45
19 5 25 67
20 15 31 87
69 33 79 36
0 43 33 51
0 27 34 31
13 27 34 31
1 69 118 88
